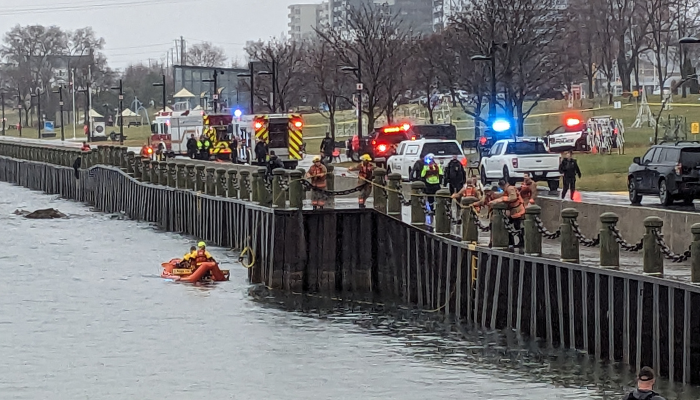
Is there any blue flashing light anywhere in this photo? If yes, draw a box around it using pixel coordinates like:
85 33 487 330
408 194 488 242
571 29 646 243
491 119 511 133
233 109 242 118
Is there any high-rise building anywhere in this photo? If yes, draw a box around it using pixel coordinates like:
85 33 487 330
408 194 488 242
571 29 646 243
288 4 323 41
328 0 434 34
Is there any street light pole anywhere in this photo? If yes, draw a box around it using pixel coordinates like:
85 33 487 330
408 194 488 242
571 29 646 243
32 88 42 139
16 88 23 137
54 85 65 141
111 79 124 145
249 62 255 114
1 91 5 136
357 53 362 139
152 74 167 115
489 42 497 122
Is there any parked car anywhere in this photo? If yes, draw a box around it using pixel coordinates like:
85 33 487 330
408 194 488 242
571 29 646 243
479 138 561 190
387 138 466 181
628 141 700 205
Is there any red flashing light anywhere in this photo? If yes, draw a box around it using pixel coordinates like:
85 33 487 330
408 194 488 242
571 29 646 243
254 121 264 130
479 136 487 145
147 147 153 154
377 144 388 153
372 140 377 145
293 120 303 128
383 126 401 133
410 136 416 140
565 118 581 127
401 123 410 131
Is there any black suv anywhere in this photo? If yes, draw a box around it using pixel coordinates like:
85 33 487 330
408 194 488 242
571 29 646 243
628 142 700 205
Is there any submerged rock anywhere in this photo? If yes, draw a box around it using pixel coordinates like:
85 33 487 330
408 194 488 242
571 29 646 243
20 208 68 219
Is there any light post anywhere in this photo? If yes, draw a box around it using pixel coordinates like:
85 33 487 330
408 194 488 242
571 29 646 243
78 87 90 142
31 87 43 139
53 85 66 141
340 53 363 139
203 69 224 113
1 90 6 136
237 62 255 115
111 79 124 145
257 60 277 113
679 37 700 95
14 88 23 137
471 41 507 122
152 74 167 115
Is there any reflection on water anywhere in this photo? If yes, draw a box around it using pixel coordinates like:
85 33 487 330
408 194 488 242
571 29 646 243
1 181 698 399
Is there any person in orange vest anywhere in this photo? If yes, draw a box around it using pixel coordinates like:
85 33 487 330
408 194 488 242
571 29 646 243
347 154 374 208
140 143 153 159
80 142 91 151
519 173 537 206
306 155 328 210
490 179 526 249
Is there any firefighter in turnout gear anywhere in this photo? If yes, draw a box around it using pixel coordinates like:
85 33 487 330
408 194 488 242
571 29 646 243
348 154 374 208
306 155 328 210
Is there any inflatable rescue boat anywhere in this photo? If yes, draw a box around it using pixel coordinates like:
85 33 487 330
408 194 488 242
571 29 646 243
161 259 230 282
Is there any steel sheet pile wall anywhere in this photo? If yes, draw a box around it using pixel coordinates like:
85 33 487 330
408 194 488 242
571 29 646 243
0 157 274 276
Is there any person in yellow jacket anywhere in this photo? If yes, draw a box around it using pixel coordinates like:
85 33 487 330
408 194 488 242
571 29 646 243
420 153 443 209
180 246 197 268
347 154 374 208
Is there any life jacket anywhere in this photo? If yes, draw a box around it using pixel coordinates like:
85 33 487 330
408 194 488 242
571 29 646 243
308 164 327 188
519 183 533 200
358 163 373 180
81 145 90 151
423 163 441 185
194 249 210 265
624 390 660 400
504 187 525 219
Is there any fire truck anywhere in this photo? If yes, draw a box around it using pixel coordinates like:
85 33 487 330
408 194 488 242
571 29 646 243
202 113 233 161
150 104 204 156
252 114 304 169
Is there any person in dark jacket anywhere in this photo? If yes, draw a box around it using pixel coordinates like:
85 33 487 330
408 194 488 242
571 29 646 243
230 136 239 164
444 155 466 194
266 150 285 180
320 132 334 163
559 151 582 200
622 367 666 400
410 158 425 182
186 134 198 159
254 140 268 166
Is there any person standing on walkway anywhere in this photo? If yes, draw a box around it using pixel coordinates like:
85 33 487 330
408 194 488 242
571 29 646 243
623 367 666 400
559 151 581 200
444 154 466 195
320 132 334 164
186 134 198 159
230 135 239 164
421 153 444 209
266 150 285 181
306 155 328 210
347 154 374 208
255 139 268 166
490 179 525 249
519 172 537 206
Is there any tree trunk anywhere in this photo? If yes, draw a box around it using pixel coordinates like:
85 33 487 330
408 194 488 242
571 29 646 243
329 110 336 142
515 100 525 138
428 104 434 124
587 72 594 100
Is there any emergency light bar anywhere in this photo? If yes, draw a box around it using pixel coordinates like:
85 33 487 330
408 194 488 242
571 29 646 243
565 118 581 127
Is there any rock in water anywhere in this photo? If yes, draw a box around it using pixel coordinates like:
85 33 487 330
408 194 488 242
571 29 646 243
24 208 67 219
13 209 29 216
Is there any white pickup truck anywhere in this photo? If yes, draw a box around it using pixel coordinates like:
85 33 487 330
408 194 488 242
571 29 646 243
479 138 561 190
387 138 466 181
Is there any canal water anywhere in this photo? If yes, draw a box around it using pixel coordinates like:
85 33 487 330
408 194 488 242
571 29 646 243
1 181 698 400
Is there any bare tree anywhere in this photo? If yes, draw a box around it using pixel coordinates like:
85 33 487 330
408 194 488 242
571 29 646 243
453 0 571 136
643 0 677 103
245 39 306 112
317 3 413 134
303 40 352 140
410 35 443 124
674 0 700 97
186 42 227 67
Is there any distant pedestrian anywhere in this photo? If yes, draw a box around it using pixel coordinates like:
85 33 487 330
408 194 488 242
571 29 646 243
266 150 284 180
255 139 268 166
622 367 666 400
420 153 444 209
230 136 239 164
559 151 581 200
320 132 334 164
444 154 466 195
347 154 374 208
186 134 198 159
410 158 425 182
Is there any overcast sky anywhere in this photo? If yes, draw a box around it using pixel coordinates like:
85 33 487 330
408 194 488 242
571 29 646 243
0 0 318 70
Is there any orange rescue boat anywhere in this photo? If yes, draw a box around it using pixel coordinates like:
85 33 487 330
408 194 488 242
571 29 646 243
161 258 230 282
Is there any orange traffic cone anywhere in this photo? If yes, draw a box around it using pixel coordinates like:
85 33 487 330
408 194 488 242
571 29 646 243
573 191 582 202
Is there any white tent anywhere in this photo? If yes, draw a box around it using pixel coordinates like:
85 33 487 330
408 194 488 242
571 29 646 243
174 88 195 98
121 109 139 117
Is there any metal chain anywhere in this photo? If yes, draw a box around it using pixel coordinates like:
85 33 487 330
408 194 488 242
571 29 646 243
651 229 691 262
445 200 461 225
300 180 369 196
570 220 600 247
609 225 643 252
395 182 412 206
188 171 197 182
471 208 491 232
419 197 435 216
244 178 252 194
501 211 523 238
262 177 272 194
278 176 290 192
534 216 561 239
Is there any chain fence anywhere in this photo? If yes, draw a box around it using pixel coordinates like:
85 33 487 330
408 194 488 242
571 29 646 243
571 220 600 247
534 216 561 239
651 229 691 262
609 225 643 252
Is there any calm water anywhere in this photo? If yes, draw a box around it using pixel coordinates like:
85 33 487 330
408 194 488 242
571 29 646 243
1 181 698 400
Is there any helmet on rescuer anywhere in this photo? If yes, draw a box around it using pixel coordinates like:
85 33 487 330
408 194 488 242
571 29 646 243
360 154 372 161
198 241 206 248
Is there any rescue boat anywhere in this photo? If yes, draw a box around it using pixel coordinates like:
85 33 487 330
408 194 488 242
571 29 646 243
161 259 230 282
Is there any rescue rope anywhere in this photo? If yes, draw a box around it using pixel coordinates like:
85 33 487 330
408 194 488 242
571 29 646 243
239 246 255 269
